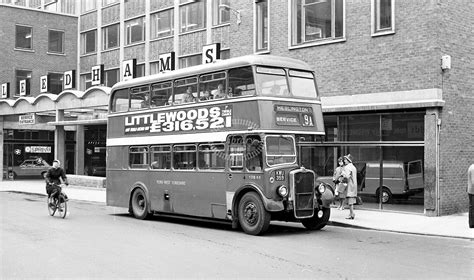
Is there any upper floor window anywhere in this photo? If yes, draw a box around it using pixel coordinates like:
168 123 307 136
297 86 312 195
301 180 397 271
212 0 230 25
48 30 64 53
81 0 96 13
48 73 63 94
15 70 32 96
81 29 96 54
125 17 145 45
179 54 202 68
15 25 32 50
255 0 268 52
80 73 92 90
291 0 344 46
103 24 119 50
104 68 119 87
102 0 119 6
180 0 206 33
151 8 174 39
372 0 395 35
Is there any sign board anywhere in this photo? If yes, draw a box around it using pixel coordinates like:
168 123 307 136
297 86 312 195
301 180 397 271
274 105 314 127
25 146 52 153
124 105 233 134
40 75 48 93
202 43 221 64
19 79 27 96
19 113 35 125
91 64 104 86
63 70 76 89
122 59 137 81
158 52 175 72
1 82 9 98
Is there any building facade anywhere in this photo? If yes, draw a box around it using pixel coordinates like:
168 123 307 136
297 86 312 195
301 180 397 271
1 0 473 216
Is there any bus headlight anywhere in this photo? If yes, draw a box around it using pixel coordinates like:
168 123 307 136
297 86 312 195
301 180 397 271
277 185 288 197
317 183 326 194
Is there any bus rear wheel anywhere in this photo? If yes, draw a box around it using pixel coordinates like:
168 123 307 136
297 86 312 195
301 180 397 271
238 192 271 235
301 207 331 230
131 188 150 220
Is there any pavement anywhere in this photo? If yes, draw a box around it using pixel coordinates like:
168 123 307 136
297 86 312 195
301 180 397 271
1 179 472 240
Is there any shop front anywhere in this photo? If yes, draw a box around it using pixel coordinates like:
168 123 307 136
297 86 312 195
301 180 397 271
0 87 110 181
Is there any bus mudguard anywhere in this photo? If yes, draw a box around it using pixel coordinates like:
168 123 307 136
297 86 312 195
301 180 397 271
232 184 284 214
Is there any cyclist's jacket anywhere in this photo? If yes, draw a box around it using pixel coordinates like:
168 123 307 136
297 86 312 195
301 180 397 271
46 167 67 185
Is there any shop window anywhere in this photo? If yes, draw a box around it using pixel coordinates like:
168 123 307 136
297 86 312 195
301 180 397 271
151 8 174 39
103 24 119 50
382 113 424 141
125 17 145 45
81 30 96 54
15 70 32 96
212 0 230 26
48 73 63 94
339 115 380 142
180 0 205 33
291 0 344 46
15 25 32 50
173 145 196 170
255 0 268 52
48 30 64 54
372 0 395 35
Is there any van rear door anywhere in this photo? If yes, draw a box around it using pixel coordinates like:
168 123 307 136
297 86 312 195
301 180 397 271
407 160 423 191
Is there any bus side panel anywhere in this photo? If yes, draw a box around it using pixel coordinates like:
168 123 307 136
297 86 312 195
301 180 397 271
106 170 135 208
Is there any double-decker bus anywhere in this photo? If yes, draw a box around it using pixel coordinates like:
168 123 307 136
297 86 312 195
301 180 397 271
106 55 334 235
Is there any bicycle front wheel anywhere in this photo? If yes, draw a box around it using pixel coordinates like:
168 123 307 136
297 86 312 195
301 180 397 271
57 195 67 218
47 197 56 216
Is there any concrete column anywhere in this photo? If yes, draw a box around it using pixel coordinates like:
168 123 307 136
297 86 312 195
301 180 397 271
424 108 440 216
0 116 4 181
75 124 85 175
54 109 66 168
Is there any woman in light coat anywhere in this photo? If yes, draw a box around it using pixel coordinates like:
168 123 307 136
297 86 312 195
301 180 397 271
342 154 358 219
332 157 346 210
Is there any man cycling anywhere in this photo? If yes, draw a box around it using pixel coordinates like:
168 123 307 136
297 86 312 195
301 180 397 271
45 159 69 200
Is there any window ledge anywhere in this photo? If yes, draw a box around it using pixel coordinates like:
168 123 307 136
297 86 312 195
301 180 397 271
150 35 174 43
125 41 145 48
80 52 97 58
102 46 120 53
212 22 231 29
179 27 206 36
255 50 270 55
289 38 346 50
47 52 65 56
14 48 35 53
371 30 395 37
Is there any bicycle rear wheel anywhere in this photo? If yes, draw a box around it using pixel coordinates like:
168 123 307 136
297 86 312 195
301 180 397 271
47 197 56 216
57 194 67 218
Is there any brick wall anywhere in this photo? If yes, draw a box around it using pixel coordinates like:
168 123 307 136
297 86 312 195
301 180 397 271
0 5 77 98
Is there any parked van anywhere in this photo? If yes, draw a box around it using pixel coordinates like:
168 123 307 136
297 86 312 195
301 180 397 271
358 160 423 203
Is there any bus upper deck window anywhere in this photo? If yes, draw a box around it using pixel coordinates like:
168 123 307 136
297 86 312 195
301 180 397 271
130 86 150 110
228 66 255 97
288 70 318 99
255 67 289 97
111 89 129 112
151 82 172 107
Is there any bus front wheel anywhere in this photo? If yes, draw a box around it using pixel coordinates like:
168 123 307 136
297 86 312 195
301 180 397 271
131 188 150 220
238 192 271 235
301 207 331 230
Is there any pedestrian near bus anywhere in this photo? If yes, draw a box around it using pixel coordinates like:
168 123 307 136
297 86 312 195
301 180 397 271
333 157 347 210
468 163 474 228
342 154 357 219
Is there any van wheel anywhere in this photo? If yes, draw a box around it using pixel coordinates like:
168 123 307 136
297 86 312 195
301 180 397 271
131 188 150 220
376 187 392 204
238 192 271 235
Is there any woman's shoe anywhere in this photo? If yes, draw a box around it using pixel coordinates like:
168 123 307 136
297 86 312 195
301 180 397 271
345 216 354 219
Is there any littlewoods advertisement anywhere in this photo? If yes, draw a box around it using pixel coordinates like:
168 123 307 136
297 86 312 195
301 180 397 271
124 105 233 134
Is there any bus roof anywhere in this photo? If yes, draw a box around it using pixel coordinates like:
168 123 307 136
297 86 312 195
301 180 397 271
111 54 313 92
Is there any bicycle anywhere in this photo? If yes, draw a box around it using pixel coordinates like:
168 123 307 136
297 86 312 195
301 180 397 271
47 183 68 218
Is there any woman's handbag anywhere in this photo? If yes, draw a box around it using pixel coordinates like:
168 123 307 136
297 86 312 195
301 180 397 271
355 196 363 205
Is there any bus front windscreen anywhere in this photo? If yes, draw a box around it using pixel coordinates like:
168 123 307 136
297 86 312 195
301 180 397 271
288 70 318 99
265 136 296 166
